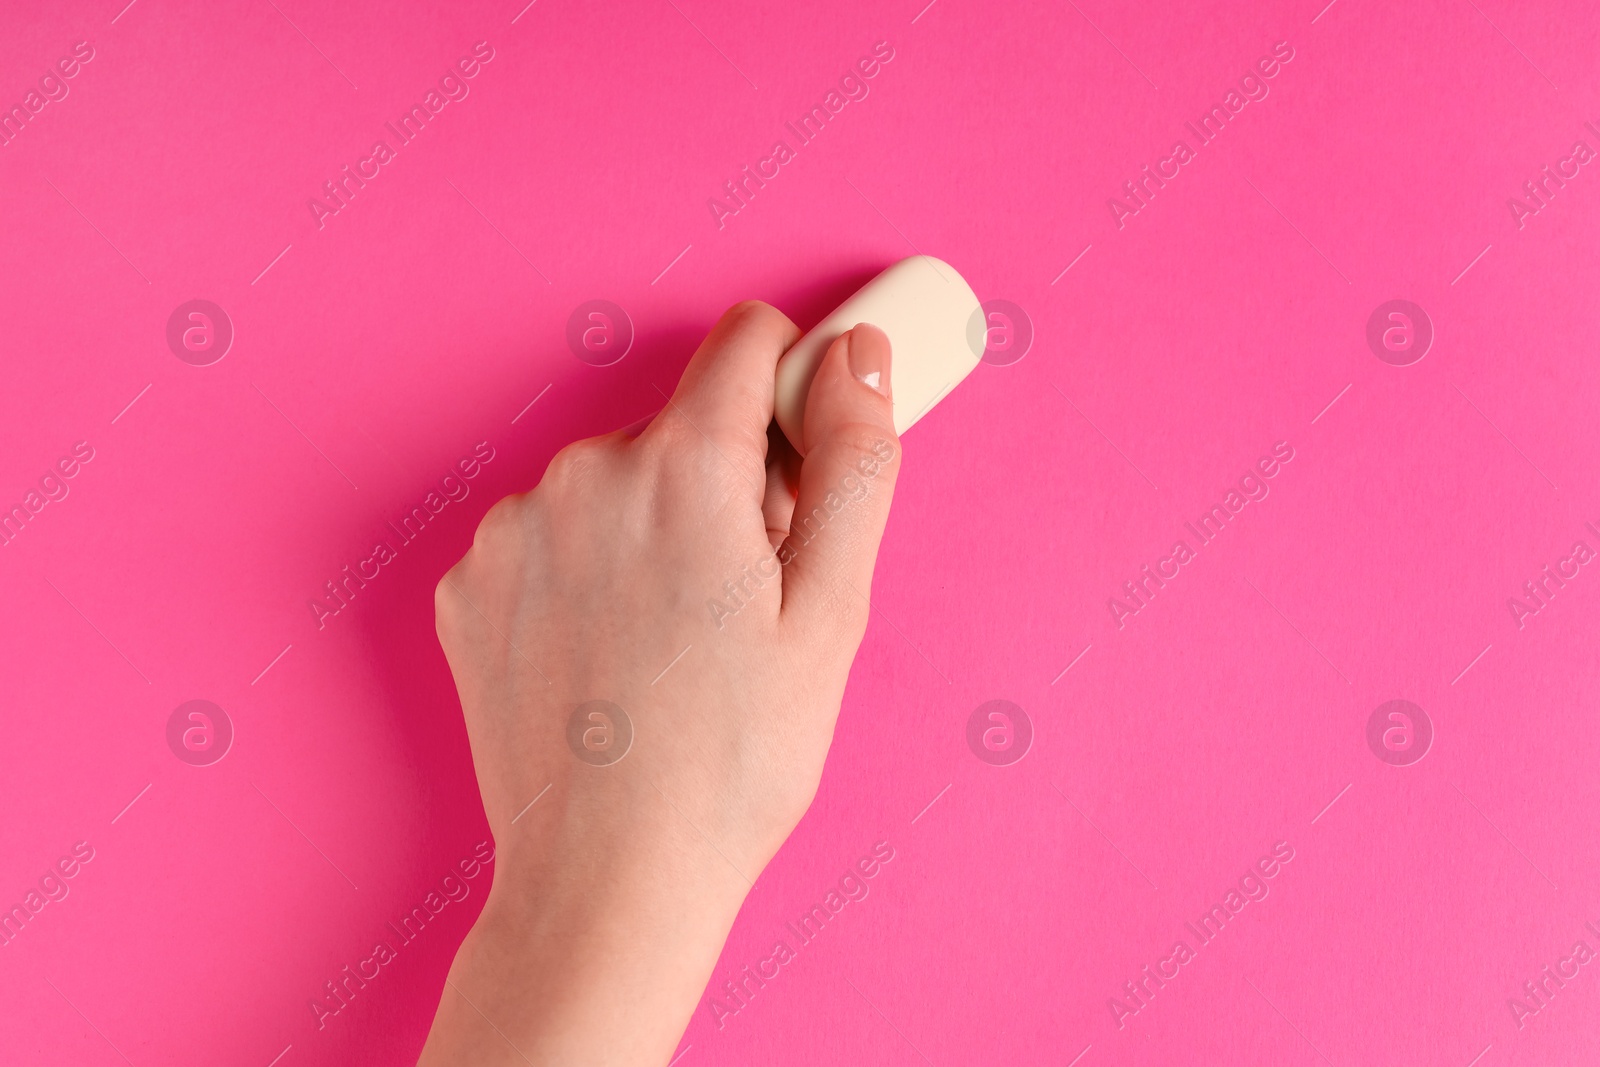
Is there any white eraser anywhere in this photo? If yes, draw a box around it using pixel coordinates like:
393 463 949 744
774 255 982 454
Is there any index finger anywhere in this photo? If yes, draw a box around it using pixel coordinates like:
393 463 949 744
653 301 799 466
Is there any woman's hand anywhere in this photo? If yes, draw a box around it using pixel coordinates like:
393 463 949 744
418 303 900 1066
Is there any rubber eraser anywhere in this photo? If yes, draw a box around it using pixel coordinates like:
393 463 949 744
774 255 982 454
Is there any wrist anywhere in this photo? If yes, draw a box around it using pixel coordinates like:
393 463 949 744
419 780 756 1066
490 761 762 917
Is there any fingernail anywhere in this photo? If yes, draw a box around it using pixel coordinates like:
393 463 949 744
847 325 891 398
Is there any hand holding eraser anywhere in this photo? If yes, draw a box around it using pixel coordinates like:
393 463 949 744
774 255 982 453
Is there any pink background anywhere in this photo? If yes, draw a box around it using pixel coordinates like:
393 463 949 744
3 0 1600 1063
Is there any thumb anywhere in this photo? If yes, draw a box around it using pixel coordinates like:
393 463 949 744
778 323 902 631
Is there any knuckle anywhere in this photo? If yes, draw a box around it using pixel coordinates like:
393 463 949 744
639 409 697 457
720 299 797 341
477 493 521 538
725 298 774 321
643 414 744 490
471 492 531 558
542 442 583 483
541 437 610 489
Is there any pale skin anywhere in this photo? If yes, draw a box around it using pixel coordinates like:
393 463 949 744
419 303 900 1065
